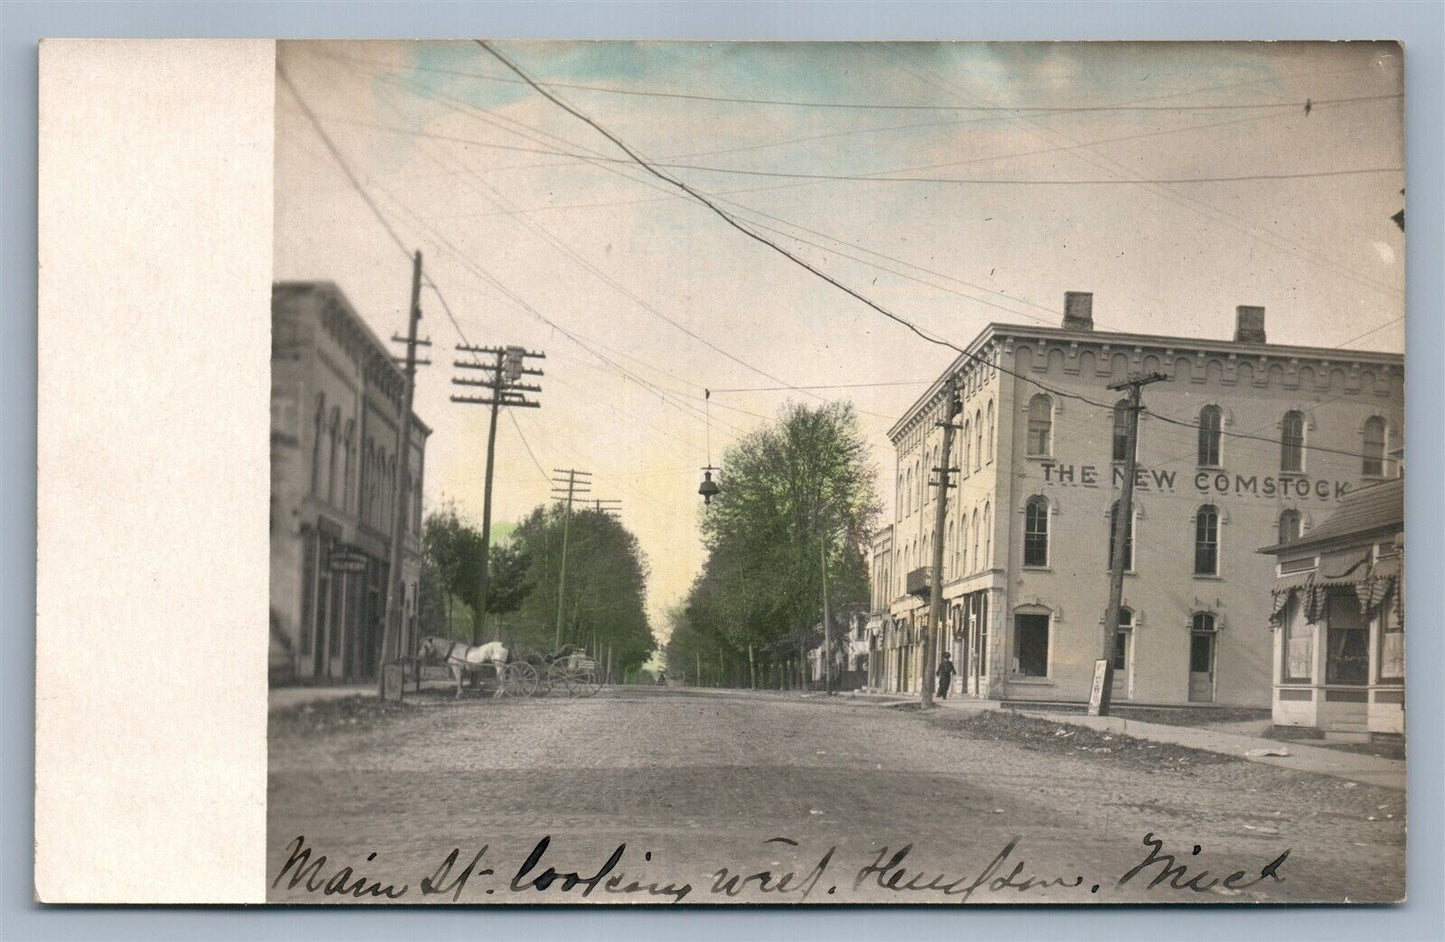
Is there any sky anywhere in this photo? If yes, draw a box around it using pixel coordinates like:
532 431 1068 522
273 40 1405 637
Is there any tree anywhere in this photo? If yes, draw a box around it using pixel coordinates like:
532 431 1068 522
421 501 484 639
506 504 655 678
669 401 880 688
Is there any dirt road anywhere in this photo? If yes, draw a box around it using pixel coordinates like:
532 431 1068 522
267 688 1404 904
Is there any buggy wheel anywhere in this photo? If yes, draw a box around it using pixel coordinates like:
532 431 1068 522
567 667 604 698
500 662 537 697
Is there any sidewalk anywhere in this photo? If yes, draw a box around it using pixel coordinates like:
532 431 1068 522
269 684 375 711
946 701 1406 790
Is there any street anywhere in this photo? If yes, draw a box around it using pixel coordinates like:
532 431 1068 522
267 688 1404 904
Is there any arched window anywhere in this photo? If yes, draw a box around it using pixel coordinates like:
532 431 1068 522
985 400 995 462
962 418 971 477
971 508 980 573
1024 497 1049 567
959 512 969 575
1027 395 1053 457
1192 611 1216 633
1198 405 1222 467
1108 500 1134 571
1194 505 1220 575
1112 399 1131 462
904 469 912 515
974 409 983 471
982 501 992 571
1281 411 1305 472
1278 509 1302 545
326 407 341 504
1362 416 1386 477
946 519 955 577
310 395 326 495
342 420 355 512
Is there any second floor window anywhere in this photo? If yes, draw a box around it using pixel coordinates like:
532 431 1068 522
1278 509 1302 545
1024 497 1049 567
1194 504 1220 575
1108 500 1134 571
1198 405 1222 467
1281 411 1305 472
1362 416 1386 477
1112 400 1130 462
1027 395 1053 457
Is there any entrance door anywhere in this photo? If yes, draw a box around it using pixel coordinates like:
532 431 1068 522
1188 631 1216 702
1112 629 1132 700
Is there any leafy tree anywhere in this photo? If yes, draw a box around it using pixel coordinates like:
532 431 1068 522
668 401 879 686
504 504 655 677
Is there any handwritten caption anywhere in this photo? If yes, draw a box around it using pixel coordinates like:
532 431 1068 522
272 832 1288 903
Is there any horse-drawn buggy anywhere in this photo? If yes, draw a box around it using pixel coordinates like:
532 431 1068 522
416 636 604 699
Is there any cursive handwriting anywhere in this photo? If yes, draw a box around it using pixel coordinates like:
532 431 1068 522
856 837 1083 900
272 836 409 899
511 836 693 902
711 837 835 901
1117 832 1289 893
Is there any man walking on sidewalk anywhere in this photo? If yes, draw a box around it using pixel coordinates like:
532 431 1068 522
936 651 955 700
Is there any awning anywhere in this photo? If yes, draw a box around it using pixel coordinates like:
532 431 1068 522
1268 569 1316 626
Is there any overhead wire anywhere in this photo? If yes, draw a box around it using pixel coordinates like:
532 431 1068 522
476 40 1403 467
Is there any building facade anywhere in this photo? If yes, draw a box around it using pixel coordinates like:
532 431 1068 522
270 282 430 685
870 293 1403 707
1262 477 1403 739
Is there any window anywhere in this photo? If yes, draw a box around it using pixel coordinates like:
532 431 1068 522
985 400 995 462
962 419 971 477
310 395 326 495
342 420 355 512
1108 500 1135 571
1024 497 1049 567
326 407 340 504
1198 405 1222 467
1027 394 1053 456
1192 611 1215 634
1325 590 1368 685
983 502 992 571
1282 605 1314 683
1379 585 1403 682
976 410 988 473
1281 411 1305 472
971 508 980 573
1362 416 1386 477
1278 509 1302 545
1194 505 1219 575
1013 613 1050 677
1112 399 1131 462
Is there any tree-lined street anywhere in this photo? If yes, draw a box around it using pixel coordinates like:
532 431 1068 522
268 689 1404 904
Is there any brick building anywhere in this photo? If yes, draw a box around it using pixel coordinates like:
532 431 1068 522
869 293 1403 707
270 282 429 684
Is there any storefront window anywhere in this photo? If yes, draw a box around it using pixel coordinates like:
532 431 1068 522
1378 587 1404 682
1281 605 1314 683
1325 590 1368 685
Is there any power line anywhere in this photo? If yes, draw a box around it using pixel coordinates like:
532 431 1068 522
375 56 1399 114
479 40 1402 467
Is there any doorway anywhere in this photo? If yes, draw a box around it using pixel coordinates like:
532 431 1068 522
1188 629 1216 702
1113 610 1134 701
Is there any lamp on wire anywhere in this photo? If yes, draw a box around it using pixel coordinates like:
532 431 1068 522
698 388 721 505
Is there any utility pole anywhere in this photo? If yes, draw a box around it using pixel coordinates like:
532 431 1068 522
820 534 833 695
380 250 432 697
452 344 544 643
922 376 962 709
589 498 622 518
1096 371 1168 716
550 468 591 649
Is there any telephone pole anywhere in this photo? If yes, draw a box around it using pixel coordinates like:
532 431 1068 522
550 468 591 649
1095 371 1168 716
452 345 544 644
820 533 833 695
589 497 622 518
922 376 962 709
380 250 431 696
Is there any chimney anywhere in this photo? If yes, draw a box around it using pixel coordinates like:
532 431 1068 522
1063 291 1094 331
1234 305 1266 344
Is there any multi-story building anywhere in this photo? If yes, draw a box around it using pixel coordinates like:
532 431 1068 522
270 282 430 685
871 293 1403 707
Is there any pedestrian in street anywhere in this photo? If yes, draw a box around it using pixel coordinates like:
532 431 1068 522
936 651 955 699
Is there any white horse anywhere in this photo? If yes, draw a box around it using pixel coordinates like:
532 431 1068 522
418 636 510 699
